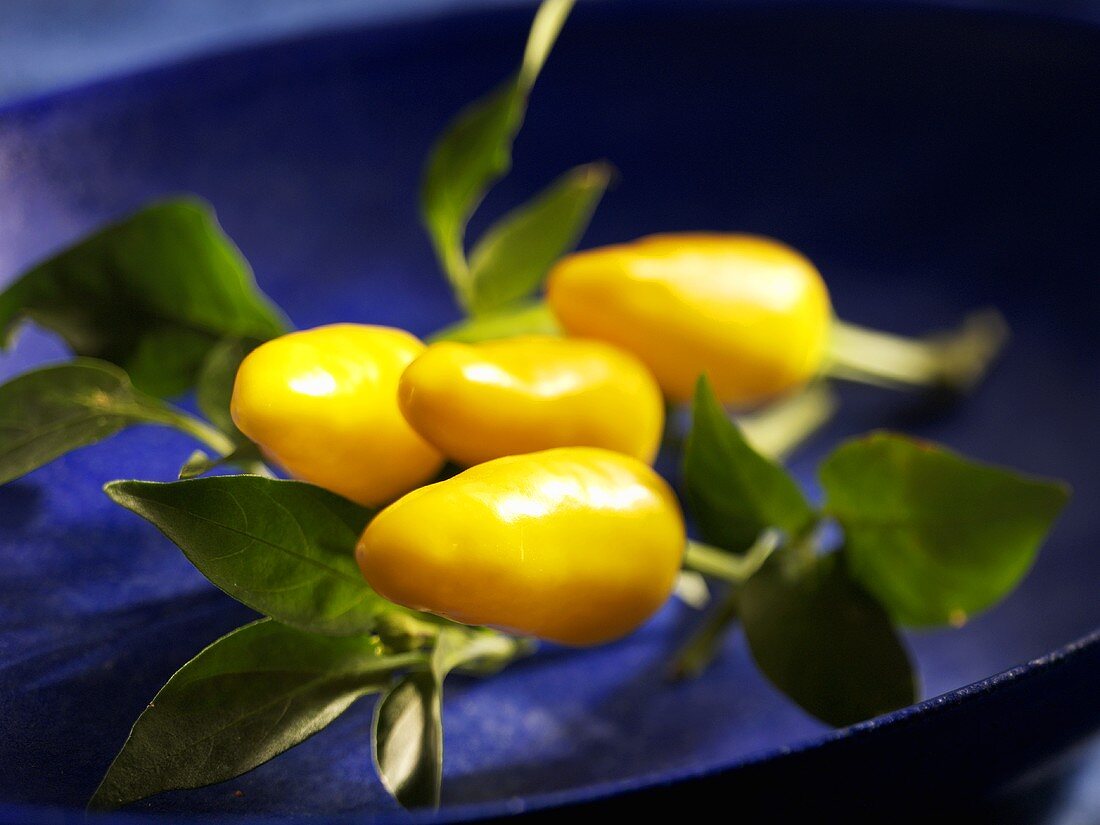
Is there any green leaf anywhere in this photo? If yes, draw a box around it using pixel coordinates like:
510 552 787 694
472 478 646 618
372 628 527 809
820 432 1070 627
0 358 200 485
177 443 265 480
683 376 817 553
372 669 442 809
104 475 402 635
89 618 419 811
436 627 535 678
739 553 916 727
420 0 575 307
429 300 560 343
178 449 215 480
466 162 611 314
0 199 288 397
196 337 258 439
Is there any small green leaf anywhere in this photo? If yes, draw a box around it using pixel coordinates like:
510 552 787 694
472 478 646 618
372 628 528 809
89 618 418 811
178 450 213 480
684 376 816 553
429 300 560 343
437 627 535 678
104 475 402 635
467 162 611 315
0 358 193 484
0 199 288 397
516 0 575 89
373 670 442 809
820 433 1070 627
420 0 575 306
196 337 258 439
740 553 916 727
177 442 265 480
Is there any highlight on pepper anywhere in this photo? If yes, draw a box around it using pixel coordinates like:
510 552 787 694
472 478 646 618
357 447 685 646
547 233 833 406
230 323 444 506
398 335 665 466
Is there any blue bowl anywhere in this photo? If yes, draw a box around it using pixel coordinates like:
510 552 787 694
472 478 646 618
2 1 1100 821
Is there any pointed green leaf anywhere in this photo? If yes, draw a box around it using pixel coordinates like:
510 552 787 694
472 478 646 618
740 553 916 727
104 475 402 635
516 0 575 89
0 199 288 397
89 619 418 811
684 376 816 553
467 162 611 314
177 442 265 480
0 358 193 484
372 628 528 809
372 670 442 809
820 432 1070 627
434 627 534 678
178 449 215 481
420 0 575 305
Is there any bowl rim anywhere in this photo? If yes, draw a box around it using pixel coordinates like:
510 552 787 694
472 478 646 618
2 0 1098 821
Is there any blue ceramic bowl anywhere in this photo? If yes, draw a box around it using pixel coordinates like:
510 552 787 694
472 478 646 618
2 1 1100 821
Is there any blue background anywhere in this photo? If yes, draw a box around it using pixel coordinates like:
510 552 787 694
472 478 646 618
2 1 1100 822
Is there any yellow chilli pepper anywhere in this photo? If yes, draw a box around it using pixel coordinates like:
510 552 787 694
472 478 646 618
546 233 833 407
398 335 665 467
356 447 685 646
230 323 444 506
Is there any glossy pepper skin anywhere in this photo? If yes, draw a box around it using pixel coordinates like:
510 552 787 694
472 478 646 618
546 233 833 406
230 323 444 506
398 335 665 467
356 447 685 646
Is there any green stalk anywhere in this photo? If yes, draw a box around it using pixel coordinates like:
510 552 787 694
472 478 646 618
682 531 781 584
736 382 838 460
825 308 1009 392
148 406 275 478
375 611 537 677
668 588 741 680
154 408 236 455
672 530 782 680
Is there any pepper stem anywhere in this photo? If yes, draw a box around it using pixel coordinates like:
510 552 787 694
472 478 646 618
668 586 740 680
682 530 781 585
672 530 786 680
824 308 1009 393
150 407 276 478
149 408 237 456
736 382 837 460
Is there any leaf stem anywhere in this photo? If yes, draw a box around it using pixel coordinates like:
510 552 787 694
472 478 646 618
673 570 711 609
375 613 535 680
145 400 281 477
161 411 237 455
736 382 838 460
672 531 783 680
682 530 782 585
374 611 449 651
152 406 276 477
788 523 822 570
668 586 740 680
824 309 1009 393
359 650 431 680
